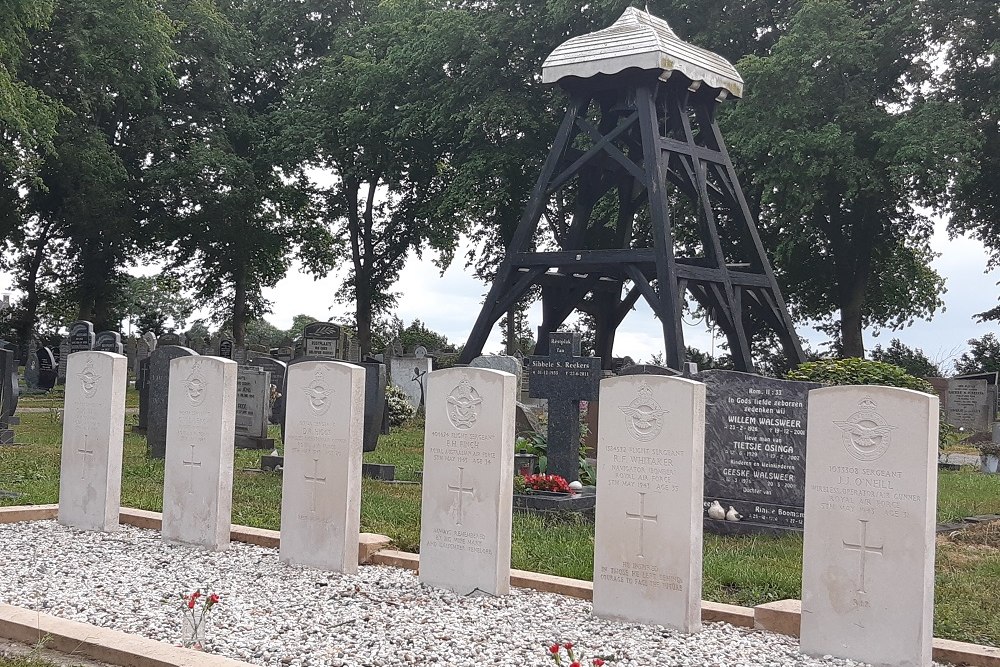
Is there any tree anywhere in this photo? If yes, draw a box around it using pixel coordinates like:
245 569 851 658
278 0 477 355
400 319 454 353
954 333 1000 376
723 0 974 358
119 275 195 335
869 338 941 378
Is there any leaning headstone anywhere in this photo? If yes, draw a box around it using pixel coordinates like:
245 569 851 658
146 345 198 459
698 370 819 533
37 347 57 390
593 375 705 632
58 351 127 531
57 338 70 383
419 367 516 595
94 331 124 355
280 360 365 572
945 377 990 433
527 332 601 481
69 321 95 354
302 322 343 358
161 356 238 551
234 366 273 449
24 337 41 389
800 386 938 667
246 353 286 424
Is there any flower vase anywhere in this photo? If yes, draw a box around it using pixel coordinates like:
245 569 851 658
181 613 207 650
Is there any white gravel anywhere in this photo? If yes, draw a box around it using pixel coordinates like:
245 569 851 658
0 520 887 667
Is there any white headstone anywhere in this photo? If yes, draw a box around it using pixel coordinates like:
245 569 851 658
592 375 705 631
58 351 128 531
801 385 938 667
161 356 238 550
280 360 365 572
418 367 516 595
389 356 433 409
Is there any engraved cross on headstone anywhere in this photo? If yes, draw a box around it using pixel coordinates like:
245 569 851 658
448 467 475 526
527 332 601 481
77 434 95 481
625 491 658 558
842 519 883 594
304 458 327 512
182 444 202 495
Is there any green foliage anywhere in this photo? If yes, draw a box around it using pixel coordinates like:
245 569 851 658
399 319 454 353
869 338 942 378
119 275 195 335
954 333 1000 376
384 384 417 428
786 357 934 394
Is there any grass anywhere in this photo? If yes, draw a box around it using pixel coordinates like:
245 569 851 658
3 393 1000 647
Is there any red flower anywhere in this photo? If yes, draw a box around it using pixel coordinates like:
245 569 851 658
593 660 605 666
192 590 201 599
187 597 195 610
549 644 560 654
209 593 220 604
564 643 573 650
570 663 580 667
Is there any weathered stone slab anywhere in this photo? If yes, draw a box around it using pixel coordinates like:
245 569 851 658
161 356 238 550
280 360 365 573
58 352 127 531
945 378 990 433
389 356 432 410
593 375 705 631
234 366 272 449
419 367 516 595
800 385 938 667
146 346 198 458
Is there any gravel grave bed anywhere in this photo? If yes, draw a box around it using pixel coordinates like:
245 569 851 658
0 520 919 667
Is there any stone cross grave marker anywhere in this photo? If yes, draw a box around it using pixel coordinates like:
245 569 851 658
69 321 95 354
234 365 273 449
94 331 123 354
800 385 938 667
698 370 819 533
592 375 705 632
280 360 365 572
146 345 198 458
419 367 516 595
58 351 127 531
527 332 601 481
24 337 40 389
162 356 238 550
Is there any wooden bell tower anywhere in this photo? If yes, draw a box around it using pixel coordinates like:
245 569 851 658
458 8 804 372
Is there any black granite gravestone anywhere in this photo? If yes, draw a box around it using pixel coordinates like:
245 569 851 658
57 338 69 383
24 338 40 389
69 321 95 354
0 343 19 444
527 332 602 481
156 332 182 347
218 337 234 359
146 345 198 458
302 322 343 358
37 347 56 390
94 331 124 354
697 370 820 534
135 357 151 433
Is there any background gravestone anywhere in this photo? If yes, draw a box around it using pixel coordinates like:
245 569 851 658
0 342 20 444
136 335 153 374
302 322 343 358
247 352 287 425
37 347 57 390
146 345 198 458
24 337 40 389
94 331 124 354
618 364 680 377
389 353 433 410
698 370 819 533
527 331 601 481
156 332 181 347
234 366 273 449
135 357 151 434
218 336 234 359
69 321 95 354
57 338 69 383
945 377 991 433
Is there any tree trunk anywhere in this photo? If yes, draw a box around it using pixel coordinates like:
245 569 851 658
840 291 866 358
233 266 248 347
355 281 372 358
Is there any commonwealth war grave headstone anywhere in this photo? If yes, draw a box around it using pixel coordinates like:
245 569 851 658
699 370 819 532
146 346 198 458
58 351 127 532
527 332 601 481
234 366 273 450
593 375 705 632
800 386 938 667
162 356 238 551
280 361 365 573
419 367 516 595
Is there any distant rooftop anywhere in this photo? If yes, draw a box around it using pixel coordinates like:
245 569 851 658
541 7 744 98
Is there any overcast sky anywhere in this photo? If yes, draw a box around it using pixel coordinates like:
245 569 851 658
258 216 999 374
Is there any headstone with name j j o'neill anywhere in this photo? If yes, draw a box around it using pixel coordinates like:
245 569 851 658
527 332 601 481
419 367 516 596
234 366 274 450
69 321 95 354
146 345 198 459
800 386 938 667
280 360 365 573
699 370 819 533
58 351 127 532
593 374 706 632
161 356 238 551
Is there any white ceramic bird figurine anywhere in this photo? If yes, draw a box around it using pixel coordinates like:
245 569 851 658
726 506 742 522
707 500 726 520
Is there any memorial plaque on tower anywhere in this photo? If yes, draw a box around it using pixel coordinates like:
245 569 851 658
699 370 819 532
527 332 601 481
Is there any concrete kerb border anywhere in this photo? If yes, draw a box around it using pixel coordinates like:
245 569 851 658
0 505 997 667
